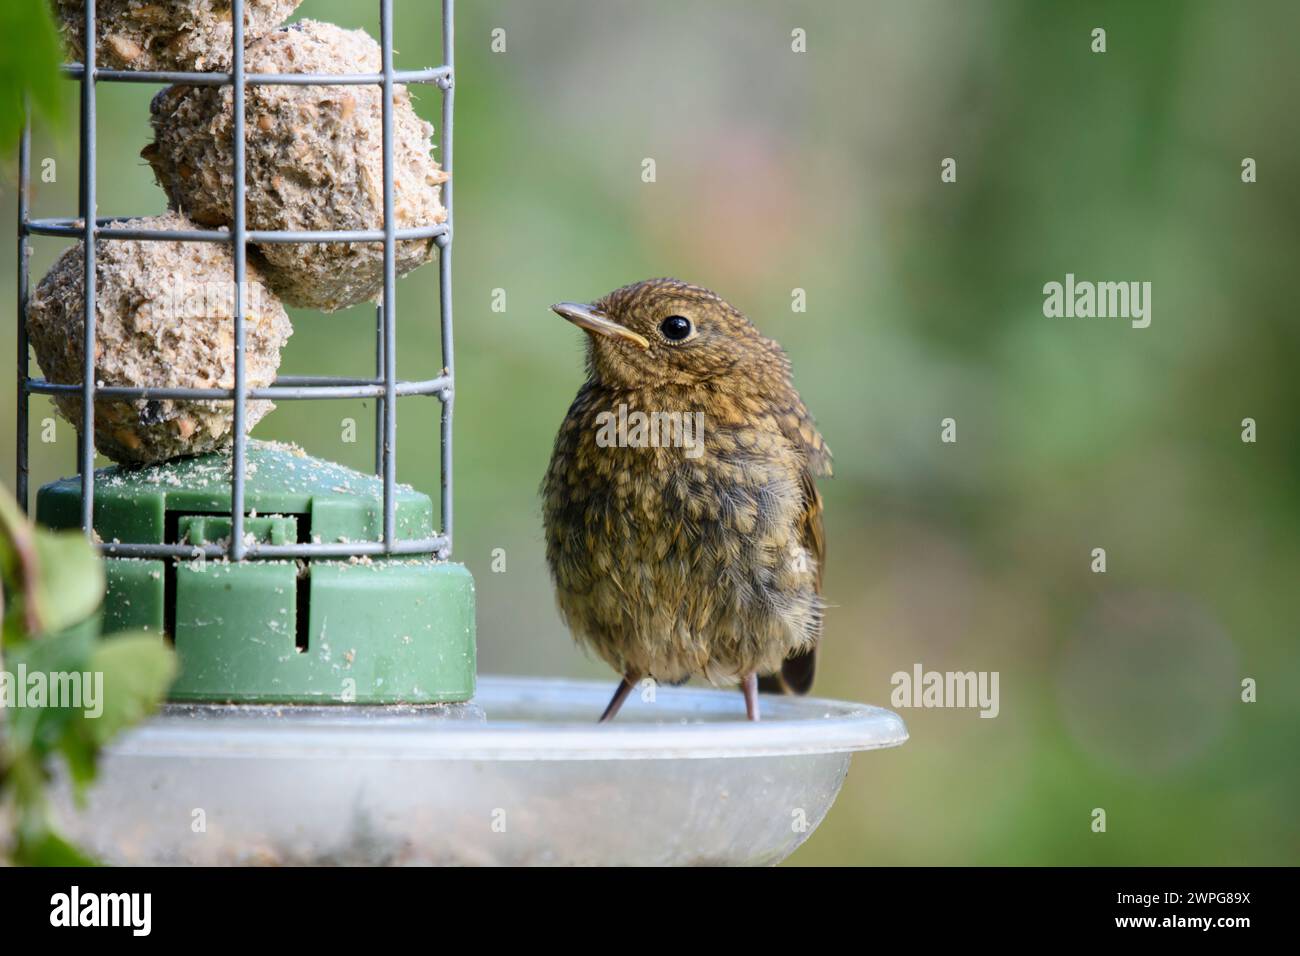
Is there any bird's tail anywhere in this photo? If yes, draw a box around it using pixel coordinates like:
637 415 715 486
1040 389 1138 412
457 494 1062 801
757 646 817 695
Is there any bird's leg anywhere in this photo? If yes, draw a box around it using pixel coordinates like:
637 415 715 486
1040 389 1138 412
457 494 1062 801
598 672 641 723
741 673 761 722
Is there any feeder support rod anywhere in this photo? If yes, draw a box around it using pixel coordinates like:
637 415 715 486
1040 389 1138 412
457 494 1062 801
16 114 30 512
78 0 97 531
439 0 456 556
380 0 399 551
230 0 249 560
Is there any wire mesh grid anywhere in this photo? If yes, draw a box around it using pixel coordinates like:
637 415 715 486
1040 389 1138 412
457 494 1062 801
15 0 456 563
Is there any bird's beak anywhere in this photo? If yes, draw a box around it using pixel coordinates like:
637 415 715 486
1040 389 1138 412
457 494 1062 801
551 302 650 350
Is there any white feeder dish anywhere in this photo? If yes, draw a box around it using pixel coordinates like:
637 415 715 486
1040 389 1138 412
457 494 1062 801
55 676 907 866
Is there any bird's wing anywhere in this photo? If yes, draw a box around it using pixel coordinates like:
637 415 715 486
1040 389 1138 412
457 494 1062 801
773 389 833 479
760 403 831 696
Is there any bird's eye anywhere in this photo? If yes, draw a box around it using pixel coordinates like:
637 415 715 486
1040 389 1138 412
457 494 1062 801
659 315 693 341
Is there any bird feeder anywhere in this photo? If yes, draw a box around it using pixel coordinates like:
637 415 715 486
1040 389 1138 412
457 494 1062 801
20 0 907 866
20 0 472 705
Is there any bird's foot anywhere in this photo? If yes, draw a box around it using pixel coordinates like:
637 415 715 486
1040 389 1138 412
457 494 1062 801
741 673 761 722
598 673 640 723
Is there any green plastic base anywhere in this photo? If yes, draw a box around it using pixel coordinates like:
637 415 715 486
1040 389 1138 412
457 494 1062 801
35 441 476 704
168 559 474 704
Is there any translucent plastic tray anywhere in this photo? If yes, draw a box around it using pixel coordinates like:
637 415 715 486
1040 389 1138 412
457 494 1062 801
55 675 908 865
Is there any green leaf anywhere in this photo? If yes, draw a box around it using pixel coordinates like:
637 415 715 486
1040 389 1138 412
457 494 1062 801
1 751 99 865
14 825 99 867
0 485 103 641
0 0 65 150
2 624 97 754
30 528 105 637
80 632 177 746
50 632 176 798
0 483 27 585
0 488 161 867
0 484 39 636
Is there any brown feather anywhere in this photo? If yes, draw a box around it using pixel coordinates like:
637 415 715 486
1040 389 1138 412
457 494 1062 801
759 466 826 695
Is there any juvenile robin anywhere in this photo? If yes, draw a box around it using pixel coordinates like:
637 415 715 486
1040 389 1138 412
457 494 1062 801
542 278 832 722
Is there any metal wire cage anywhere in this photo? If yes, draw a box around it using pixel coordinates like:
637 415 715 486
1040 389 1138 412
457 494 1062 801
15 0 456 563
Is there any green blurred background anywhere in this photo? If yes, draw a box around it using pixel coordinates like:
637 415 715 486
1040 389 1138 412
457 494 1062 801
2 0 1298 865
